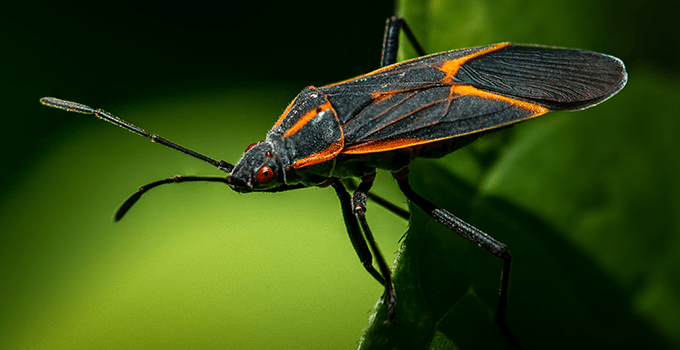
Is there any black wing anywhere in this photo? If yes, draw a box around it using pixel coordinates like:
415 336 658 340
319 43 626 154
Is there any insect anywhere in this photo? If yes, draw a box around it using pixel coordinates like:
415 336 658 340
41 16 627 348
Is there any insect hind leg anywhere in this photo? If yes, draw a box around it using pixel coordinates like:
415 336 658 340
381 16 427 67
392 168 521 349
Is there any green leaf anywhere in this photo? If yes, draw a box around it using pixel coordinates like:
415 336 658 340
359 0 680 349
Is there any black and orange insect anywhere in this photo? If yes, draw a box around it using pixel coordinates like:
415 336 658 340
40 17 627 347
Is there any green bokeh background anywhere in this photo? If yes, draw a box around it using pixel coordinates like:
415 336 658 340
3 0 679 349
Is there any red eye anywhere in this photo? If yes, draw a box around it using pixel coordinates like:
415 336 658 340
256 165 275 183
245 142 258 152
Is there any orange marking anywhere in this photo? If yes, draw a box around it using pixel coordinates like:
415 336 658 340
324 59 416 87
342 138 430 154
452 85 548 115
292 139 344 169
437 42 510 82
323 43 510 88
283 101 334 138
371 90 395 103
370 85 432 103
342 86 549 155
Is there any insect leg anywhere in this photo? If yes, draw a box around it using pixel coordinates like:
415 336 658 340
344 179 410 220
366 192 410 220
331 179 386 285
351 172 397 322
381 16 427 67
393 168 519 348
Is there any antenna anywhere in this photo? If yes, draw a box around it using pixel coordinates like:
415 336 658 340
40 97 237 220
40 97 234 173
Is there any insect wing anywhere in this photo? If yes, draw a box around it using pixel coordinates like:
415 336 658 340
454 44 627 110
320 43 627 155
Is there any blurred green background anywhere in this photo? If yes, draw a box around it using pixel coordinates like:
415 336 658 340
2 0 679 349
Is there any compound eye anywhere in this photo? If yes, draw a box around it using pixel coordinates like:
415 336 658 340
256 165 275 183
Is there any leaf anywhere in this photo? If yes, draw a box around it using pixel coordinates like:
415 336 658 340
359 0 680 349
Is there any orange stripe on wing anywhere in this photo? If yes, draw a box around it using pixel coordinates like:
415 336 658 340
323 43 509 89
437 42 511 82
342 138 430 155
452 85 548 115
342 85 549 155
323 58 418 88
370 85 430 102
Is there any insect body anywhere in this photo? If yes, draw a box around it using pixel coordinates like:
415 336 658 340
41 17 627 348
233 41 625 192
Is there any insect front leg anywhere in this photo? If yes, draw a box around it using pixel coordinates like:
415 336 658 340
381 16 427 67
330 179 386 285
392 168 520 348
351 172 397 323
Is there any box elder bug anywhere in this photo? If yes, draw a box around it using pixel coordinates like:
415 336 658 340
41 16 627 348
